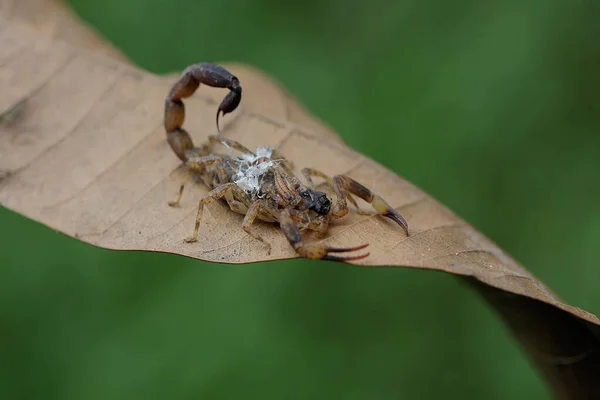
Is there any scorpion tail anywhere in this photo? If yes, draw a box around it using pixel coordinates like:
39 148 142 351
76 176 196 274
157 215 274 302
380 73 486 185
166 128 194 162
164 98 195 162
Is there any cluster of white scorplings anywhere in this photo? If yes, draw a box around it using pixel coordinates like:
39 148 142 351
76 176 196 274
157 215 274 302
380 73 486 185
232 146 280 195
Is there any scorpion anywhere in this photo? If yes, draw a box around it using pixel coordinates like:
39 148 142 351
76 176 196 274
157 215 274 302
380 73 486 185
164 63 409 262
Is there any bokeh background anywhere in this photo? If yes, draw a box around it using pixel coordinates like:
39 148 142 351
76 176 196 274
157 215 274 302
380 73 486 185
1 0 599 398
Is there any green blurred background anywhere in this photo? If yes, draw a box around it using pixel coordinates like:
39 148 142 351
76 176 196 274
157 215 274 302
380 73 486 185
1 0 599 398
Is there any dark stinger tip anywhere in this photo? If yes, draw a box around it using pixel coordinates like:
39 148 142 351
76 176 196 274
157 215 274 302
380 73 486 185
216 89 242 133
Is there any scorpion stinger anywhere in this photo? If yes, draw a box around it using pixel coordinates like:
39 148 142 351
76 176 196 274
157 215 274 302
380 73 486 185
216 82 242 132
164 63 242 161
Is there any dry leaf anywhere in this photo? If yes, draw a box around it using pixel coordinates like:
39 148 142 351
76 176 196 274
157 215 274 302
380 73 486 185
1 2 600 399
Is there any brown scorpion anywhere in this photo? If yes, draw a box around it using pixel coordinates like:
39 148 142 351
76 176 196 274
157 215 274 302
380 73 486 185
164 63 409 262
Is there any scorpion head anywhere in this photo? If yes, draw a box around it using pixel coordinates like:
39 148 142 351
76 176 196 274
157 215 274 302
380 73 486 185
299 188 331 215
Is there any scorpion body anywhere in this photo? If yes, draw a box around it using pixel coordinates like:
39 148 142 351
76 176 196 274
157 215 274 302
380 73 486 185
164 63 409 262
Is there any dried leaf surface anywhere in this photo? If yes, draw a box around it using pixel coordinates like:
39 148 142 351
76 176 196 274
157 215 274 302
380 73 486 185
1 4 600 398
0 16 598 326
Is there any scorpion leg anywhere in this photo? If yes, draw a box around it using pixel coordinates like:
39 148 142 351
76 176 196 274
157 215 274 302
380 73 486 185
331 175 409 236
279 210 369 262
182 183 269 247
223 187 249 215
241 200 276 254
178 171 248 214
168 168 191 207
168 155 224 207
270 148 295 171
301 168 367 214
184 183 241 243
302 168 332 188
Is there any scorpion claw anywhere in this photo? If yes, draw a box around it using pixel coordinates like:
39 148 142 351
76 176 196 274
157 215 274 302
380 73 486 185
383 209 409 236
297 242 370 263
324 243 369 253
371 194 409 236
324 252 370 262
322 243 370 263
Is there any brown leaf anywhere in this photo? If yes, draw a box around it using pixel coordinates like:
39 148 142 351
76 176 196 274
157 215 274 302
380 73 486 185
1 2 599 399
